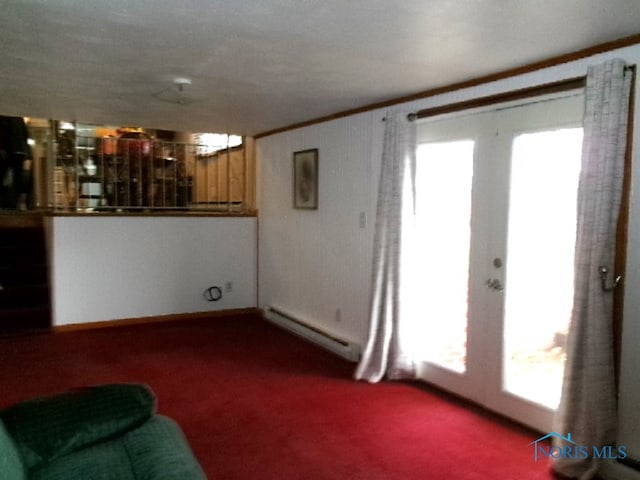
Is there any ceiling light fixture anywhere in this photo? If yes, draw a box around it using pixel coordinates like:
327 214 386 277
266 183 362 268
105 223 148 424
173 77 192 92
152 77 194 105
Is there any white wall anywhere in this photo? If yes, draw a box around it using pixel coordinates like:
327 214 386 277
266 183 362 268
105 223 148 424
257 114 382 344
257 44 640 467
50 216 257 325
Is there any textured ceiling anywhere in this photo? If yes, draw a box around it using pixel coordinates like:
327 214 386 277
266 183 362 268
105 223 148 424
0 0 639 135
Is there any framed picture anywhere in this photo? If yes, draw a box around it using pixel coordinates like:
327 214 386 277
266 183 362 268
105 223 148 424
293 149 318 209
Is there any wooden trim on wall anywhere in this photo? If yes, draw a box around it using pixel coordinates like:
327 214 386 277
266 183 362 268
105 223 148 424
412 76 586 120
52 307 259 333
614 65 637 388
254 33 640 139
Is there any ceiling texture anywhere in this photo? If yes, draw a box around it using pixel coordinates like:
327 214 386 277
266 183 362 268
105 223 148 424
1 0 639 136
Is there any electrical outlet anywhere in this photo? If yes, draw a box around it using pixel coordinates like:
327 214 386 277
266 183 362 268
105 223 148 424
225 281 233 293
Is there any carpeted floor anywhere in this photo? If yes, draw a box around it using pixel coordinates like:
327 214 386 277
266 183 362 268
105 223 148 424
0 314 556 479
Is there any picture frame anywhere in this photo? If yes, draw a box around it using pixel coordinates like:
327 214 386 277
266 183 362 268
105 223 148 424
293 148 318 209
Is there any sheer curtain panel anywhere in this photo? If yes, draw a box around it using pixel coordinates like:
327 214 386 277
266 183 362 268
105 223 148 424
552 59 633 480
354 112 416 383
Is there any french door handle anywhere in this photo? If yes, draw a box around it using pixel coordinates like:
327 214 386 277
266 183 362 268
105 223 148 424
485 278 504 291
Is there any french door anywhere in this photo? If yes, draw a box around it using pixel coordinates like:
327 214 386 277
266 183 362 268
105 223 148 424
407 93 585 432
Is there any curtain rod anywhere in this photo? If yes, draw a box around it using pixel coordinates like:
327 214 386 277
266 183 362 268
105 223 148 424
407 75 587 122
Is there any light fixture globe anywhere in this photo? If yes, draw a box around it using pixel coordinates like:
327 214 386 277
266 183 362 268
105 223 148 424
152 77 194 105
172 77 192 92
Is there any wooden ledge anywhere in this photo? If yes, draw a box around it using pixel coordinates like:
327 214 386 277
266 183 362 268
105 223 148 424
0 211 46 228
49 210 257 218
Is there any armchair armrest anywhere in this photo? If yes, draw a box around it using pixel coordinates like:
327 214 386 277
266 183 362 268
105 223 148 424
0 383 156 470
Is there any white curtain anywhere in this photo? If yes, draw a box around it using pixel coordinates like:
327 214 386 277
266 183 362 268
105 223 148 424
354 112 416 382
552 59 633 479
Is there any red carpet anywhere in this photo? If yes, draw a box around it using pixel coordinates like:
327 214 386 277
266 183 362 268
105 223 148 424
0 314 555 479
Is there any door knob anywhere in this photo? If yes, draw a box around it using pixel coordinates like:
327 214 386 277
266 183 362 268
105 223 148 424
485 278 504 291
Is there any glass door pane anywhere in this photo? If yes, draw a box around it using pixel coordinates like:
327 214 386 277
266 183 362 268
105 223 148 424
502 128 583 409
413 140 474 373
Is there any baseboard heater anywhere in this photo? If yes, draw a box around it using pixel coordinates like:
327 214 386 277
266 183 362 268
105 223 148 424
263 307 361 362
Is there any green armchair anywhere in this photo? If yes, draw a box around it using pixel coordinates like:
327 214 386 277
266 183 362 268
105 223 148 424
0 384 207 480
